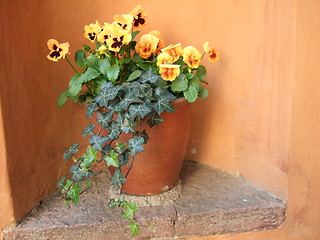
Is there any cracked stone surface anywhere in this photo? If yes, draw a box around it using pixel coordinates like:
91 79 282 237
3 160 286 240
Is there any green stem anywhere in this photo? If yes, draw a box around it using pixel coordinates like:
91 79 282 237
65 56 79 74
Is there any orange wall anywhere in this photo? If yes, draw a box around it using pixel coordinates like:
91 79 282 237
1 0 320 239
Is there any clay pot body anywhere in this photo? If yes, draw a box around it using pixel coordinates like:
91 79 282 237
117 98 191 195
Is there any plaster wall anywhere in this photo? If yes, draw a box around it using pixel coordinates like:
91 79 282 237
0 0 319 239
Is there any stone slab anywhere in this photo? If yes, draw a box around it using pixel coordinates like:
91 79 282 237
3 160 286 240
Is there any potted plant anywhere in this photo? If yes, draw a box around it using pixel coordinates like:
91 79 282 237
47 5 218 236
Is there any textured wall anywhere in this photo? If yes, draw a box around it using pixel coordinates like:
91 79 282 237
1 0 320 239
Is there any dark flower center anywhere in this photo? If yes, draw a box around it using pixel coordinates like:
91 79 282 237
88 32 96 41
111 36 124 49
134 13 145 27
50 51 61 58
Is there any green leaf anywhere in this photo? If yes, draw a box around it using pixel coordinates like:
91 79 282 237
89 135 109 151
135 130 149 144
170 74 188 92
122 202 139 220
116 142 126 154
68 74 82 97
128 137 145 155
104 150 119 167
141 68 159 83
63 143 79 160
153 97 174 114
196 65 206 80
56 175 68 189
99 58 111 77
83 123 95 137
57 89 70 108
86 103 98 118
70 165 83 181
119 94 143 110
198 87 209 99
183 85 198 103
107 121 122 140
131 31 140 41
86 55 100 70
82 145 97 168
107 65 120 83
75 50 86 68
96 111 113 128
79 67 100 84
189 76 201 90
127 70 142 82
147 111 163 127
67 182 82 204
127 220 140 237
111 168 126 186
129 104 151 118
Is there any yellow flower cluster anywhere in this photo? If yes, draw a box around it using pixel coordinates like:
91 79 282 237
47 5 219 82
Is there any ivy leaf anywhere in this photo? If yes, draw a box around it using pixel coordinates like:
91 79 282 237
68 74 82 97
67 182 82 204
119 94 143 110
81 145 97 168
86 103 98 118
89 134 109 151
104 150 119 167
196 65 207 80
153 97 174 114
141 68 159 83
147 111 163 127
111 168 126 186
75 50 86 68
170 74 188 92
86 55 100 70
198 86 209 99
70 165 83 181
56 175 68 189
107 65 120 83
116 142 126 154
127 220 140 237
129 104 151 118
79 67 99 84
127 70 142 82
63 143 79 160
96 111 113 128
122 202 139 220
99 58 111 77
155 86 176 100
107 121 122 140
57 89 70 108
128 137 145 155
135 130 149 144
118 114 136 133
83 123 95 137
184 85 198 103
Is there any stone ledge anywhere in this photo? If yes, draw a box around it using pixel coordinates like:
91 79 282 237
3 160 286 240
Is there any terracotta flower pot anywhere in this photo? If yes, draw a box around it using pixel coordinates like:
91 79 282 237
116 98 191 196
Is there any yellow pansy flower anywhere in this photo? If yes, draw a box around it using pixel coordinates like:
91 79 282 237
97 23 112 44
113 14 134 32
182 46 202 69
157 52 173 67
159 64 180 81
131 5 147 29
203 42 219 63
149 30 165 53
135 34 159 59
106 24 132 52
84 21 101 43
161 43 183 62
47 39 69 62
